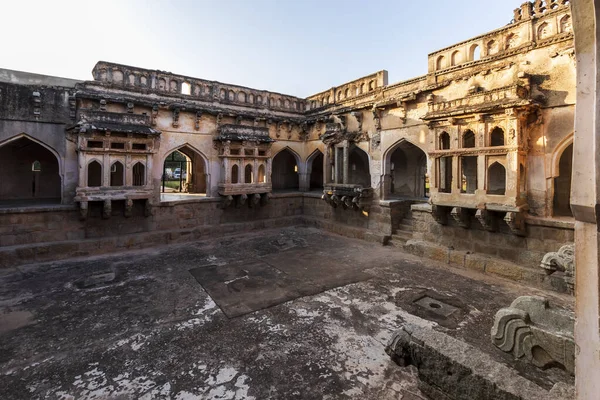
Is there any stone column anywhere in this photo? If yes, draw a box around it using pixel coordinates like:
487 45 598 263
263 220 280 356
343 141 349 184
223 158 230 184
324 145 331 185
451 155 459 194
103 152 110 187
571 2 600 399
334 147 340 184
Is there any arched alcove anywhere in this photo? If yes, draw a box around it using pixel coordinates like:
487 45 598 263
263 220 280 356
245 164 253 184
553 143 573 216
133 162 145 186
387 141 427 198
439 132 450 150
349 146 371 187
110 161 124 186
88 161 102 187
308 151 324 190
436 55 446 70
451 51 461 66
463 130 476 148
490 127 505 146
258 164 266 183
0 136 61 204
272 148 299 190
231 164 239 184
470 44 481 60
488 162 506 195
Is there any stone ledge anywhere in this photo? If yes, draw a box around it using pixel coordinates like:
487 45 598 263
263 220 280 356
386 324 573 400
525 216 575 230
411 203 433 213
0 205 78 214
403 240 570 294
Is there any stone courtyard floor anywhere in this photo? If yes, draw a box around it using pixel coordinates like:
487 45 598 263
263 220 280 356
0 227 573 399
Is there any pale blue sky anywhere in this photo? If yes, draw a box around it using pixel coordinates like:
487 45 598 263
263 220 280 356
2 0 514 97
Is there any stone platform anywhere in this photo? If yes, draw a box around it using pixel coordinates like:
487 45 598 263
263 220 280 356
0 227 573 399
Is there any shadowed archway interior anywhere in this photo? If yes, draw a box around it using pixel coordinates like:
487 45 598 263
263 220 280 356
0 137 61 205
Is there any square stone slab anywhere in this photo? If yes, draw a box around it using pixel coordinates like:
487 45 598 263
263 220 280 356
189 260 309 318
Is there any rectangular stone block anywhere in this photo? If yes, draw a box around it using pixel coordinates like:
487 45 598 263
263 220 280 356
485 259 523 282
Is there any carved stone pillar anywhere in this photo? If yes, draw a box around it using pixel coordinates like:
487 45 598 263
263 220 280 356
343 142 349 184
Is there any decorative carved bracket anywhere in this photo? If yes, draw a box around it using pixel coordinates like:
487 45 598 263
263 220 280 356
221 195 233 209
102 200 111 219
124 199 133 218
475 209 497 231
236 193 248 208
504 211 526 236
371 106 382 131
431 205 449 225
351 111 363 132
451 207 470 228
171 107 180 128
195 111 202 130
151 103 158 126
79 201 88 221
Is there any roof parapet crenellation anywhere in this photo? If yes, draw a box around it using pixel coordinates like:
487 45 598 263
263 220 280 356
91 61 307 114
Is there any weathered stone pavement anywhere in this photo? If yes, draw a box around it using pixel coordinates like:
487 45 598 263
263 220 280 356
0 227 573 399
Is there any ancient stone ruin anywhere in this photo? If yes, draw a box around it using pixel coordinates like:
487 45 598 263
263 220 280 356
0 0 585 398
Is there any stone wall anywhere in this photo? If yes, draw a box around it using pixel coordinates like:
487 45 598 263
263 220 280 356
408 206 574 293
0 194 304 268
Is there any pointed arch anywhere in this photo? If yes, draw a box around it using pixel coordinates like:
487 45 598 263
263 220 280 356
490 127 505 146
488 162 506 195
306 149 324 190
349 145 371 187
87 159 102 187
257 164 266 183
110 160 124 186
550 132 574 178
0 133 62 174
383 138 428 175
162 143 209 195
244 163 253 183
0 134 63 202
272 146 302 166
132 162 146 186
272 147 300 190
383 138 428 198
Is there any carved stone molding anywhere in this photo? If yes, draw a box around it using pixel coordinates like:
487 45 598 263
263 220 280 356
451 207 470 228
491 296 574 374
541 244 575 294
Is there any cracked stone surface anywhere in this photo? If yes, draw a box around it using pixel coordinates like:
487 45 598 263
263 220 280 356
0 227 573 399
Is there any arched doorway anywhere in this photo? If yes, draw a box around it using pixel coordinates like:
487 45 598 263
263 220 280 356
348 146 371 187
272 148 299 190
308 151 324 191
162 145 207 197
553 143 573 216
488 162 506 195
0 136 61 205
386 141 427 198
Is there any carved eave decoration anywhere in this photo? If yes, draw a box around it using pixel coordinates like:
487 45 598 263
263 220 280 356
67 110 161 136
215 124 274 143
422 84 537 121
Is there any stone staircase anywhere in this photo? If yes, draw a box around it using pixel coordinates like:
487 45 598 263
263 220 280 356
389 209 414 247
